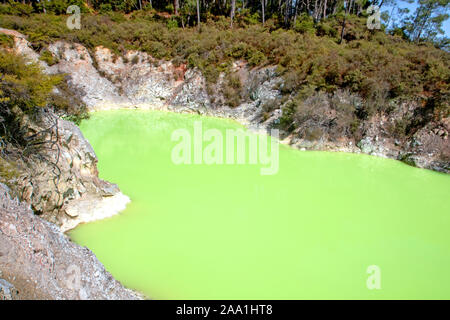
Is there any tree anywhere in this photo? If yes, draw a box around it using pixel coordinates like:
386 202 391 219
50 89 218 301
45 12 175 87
402 0 450 42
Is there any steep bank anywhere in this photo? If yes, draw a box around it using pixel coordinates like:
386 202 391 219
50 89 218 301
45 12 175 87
0 183 140 299
6 107 130 232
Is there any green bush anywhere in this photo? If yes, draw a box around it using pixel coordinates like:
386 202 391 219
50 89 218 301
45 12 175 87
0 34 14 48
0 51 88 143
39 49 59 66
167 18 178 30
316 22 337 38
99 4 113 14
222 73 242 107
278 101 297 132
293 14 315 34
0 51 62 112
0 156 19 183
0 2 32 16
131 55 140 64
165 3 174 14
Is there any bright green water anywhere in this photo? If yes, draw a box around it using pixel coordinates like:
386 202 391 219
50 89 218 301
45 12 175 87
71 109 450 299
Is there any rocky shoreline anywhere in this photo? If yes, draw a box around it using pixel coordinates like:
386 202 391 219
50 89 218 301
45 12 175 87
0 27 448 299
0 183 141 300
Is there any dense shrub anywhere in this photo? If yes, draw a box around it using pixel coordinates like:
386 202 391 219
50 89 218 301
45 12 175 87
293 14 315 34
0 51 62 112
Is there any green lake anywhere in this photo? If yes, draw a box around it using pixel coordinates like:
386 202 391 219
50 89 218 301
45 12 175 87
71 109 450 299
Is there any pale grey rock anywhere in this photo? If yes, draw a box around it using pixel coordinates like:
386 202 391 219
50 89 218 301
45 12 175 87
46 41 130 108
357 137 376 154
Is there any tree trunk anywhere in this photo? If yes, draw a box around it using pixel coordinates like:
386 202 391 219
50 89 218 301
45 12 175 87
197 0 201 29
313 0 318 20
230 0 236 28
261 0 265 25
339 0 348 44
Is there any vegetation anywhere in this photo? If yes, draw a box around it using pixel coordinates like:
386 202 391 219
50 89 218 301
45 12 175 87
0 33 14 48
1 0 448 43
0 0 448 144
0 50 87 148
0 44 88 184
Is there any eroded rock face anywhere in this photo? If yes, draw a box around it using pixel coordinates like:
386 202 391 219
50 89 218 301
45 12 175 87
11 108 128 231
45 38 284 126
0 183 141 300
0 26 448 300
47 41 129 107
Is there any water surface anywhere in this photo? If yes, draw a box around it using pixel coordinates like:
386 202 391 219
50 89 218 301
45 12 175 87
71 109 450 299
